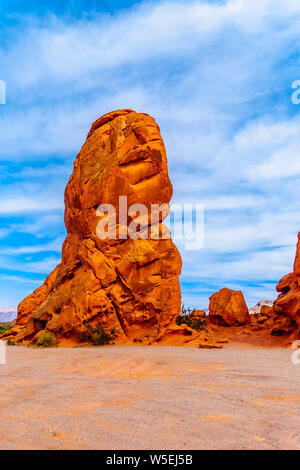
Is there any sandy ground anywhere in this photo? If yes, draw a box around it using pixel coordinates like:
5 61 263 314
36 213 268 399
0 344 299 450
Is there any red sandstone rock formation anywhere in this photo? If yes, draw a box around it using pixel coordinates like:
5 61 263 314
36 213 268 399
5 110 185 345
241 233 300 342
208 288 249 326
271 233 300 335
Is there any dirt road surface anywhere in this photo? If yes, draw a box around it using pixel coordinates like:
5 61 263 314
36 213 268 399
0 345 299 449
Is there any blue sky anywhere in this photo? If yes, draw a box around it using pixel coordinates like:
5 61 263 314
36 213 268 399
1 0 300 310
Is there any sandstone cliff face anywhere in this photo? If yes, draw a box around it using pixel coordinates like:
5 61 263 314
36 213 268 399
7 110 183 345
209 288 249 326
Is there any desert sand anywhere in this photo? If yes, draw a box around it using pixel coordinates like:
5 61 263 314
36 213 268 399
0 344 299 450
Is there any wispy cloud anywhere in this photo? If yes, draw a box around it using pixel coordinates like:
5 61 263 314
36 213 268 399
1 237 63 255
0 196 63 214
0 274 43 285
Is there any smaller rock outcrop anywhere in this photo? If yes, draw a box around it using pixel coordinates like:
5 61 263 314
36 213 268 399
189 310 206 319
260 304 273 315
244 233 300 341
209 288 249 326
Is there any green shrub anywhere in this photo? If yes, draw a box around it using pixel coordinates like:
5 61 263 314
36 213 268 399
79 323 117 346
0 323 13 335
176 307 207 332
6 338 15 346
91 329 110 346
36 331 55 348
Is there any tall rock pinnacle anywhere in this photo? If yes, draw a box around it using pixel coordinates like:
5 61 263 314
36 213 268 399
7 110 183 345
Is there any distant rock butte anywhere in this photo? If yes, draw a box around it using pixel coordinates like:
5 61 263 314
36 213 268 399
3 109 203 346
209 288 249 326
248 300 274 315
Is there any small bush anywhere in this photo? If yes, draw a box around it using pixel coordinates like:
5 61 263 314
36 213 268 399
36 331 55 348
176 306 207 332
79 323 117 346
91 329 110 346
180 304 192 316
6 338 15 346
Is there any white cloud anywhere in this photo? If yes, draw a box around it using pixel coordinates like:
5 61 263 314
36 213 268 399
203 195 265 211
0 275 42 285
15 214 65 237
0 256 62 274
0 196 63 214
4 0 300 90
1 237 63 255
